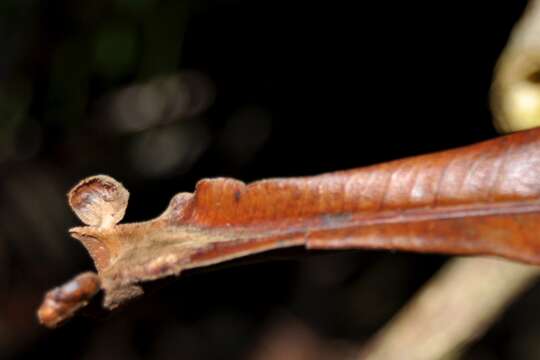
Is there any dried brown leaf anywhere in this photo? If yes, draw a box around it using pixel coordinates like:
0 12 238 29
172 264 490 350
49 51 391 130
38 127 540 327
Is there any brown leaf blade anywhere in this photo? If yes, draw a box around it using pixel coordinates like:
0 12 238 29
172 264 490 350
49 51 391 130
38 127 540 327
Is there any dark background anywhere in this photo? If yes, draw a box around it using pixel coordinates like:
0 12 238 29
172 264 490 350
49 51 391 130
1 0 537 359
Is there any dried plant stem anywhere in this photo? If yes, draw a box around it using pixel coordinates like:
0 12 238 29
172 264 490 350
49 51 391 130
360 257 540 360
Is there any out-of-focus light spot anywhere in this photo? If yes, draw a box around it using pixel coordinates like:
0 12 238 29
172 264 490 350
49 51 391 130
218 106 272 165
112 84 168 132
104 71 215 133
129 124 209 177
502 81 540 131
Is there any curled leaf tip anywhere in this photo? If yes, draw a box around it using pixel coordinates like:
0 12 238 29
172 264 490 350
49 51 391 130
68 175 129 228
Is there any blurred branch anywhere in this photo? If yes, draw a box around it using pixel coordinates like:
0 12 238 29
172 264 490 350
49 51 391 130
359 257 540 360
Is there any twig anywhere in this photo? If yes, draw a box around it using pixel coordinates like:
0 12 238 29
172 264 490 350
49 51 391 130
359 257 540 360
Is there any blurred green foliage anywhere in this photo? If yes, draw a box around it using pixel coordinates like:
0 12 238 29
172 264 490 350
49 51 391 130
93 22 139 80
0 0 192 161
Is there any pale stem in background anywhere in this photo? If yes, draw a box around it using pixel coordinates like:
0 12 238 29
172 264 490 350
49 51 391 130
359 258 539 360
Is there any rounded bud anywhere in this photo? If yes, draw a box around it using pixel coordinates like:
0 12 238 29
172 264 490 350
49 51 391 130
68 175 129 228
37 272 101 328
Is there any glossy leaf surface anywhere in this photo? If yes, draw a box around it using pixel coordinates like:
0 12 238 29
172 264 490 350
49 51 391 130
38 127 540 326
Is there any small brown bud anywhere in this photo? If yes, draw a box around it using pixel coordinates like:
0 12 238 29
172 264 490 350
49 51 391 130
37 272 101 328
68 175 129 228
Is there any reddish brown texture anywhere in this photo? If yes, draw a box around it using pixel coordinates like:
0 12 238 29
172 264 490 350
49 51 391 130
37 272 100 328
38 127 540 327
